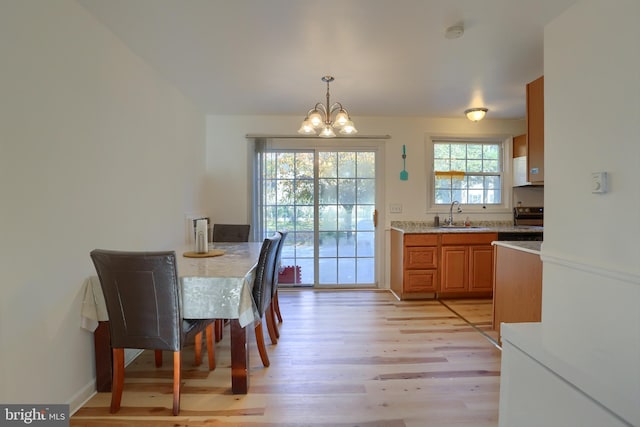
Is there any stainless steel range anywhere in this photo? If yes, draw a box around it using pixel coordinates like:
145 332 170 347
513 206 543 227
497 206 544 241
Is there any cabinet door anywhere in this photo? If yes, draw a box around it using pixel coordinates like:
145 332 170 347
405 270 438 292
526 76 544 183
513 134 527 158
440 246 468 292
469 245 494 291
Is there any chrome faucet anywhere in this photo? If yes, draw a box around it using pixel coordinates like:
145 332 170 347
448 201 462 225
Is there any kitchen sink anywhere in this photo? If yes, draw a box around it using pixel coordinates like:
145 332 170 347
440 225 485 229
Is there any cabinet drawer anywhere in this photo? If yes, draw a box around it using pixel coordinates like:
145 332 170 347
404 234 439 246
441 232 497 246
405 270 438 292
405 246 438 269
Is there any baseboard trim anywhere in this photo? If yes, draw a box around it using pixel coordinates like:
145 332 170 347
68 381 96 416
68 348 143 415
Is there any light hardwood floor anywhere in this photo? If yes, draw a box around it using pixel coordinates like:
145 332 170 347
72 290 501 427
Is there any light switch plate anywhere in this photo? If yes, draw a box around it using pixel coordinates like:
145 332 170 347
591 171 607 193
389 203 403 214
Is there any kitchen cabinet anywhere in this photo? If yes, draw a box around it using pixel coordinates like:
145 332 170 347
391 229 498 300
513 76 544 186
440 246 467 292
512 134 529 186
440 233 497 296
469 245 495 291
513 134 527 158
492 242 542 342
390 231 439 299
526 76 544 183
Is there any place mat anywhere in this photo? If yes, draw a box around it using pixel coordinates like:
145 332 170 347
182 249 225 258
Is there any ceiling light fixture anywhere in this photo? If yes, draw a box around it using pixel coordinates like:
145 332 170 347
465 107 488 122
445 24 464 40
298 75 357 138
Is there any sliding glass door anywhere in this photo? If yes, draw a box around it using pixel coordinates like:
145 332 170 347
255 142 378 287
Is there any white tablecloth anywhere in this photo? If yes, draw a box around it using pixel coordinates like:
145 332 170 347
81 243 262 330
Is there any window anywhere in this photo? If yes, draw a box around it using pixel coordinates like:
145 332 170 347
431 138 504 207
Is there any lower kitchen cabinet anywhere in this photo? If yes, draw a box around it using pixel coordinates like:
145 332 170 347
390 230 439 299
440 246 467 292
402 234 439 293
404 269 438 292
492 242 542 340
440 233 497 296
469 245 495 291
390 229 497 300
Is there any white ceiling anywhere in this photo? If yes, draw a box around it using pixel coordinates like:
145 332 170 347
77 0 578 120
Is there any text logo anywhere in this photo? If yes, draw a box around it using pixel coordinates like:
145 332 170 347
1 405 68 426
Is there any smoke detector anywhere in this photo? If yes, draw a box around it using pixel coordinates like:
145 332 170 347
445 24 464 39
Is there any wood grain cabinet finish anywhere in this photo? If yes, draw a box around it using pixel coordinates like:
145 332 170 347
391 230 497 299
440 246 468 292
492 244 542 341
526 75 544 183
390 231 439 298
403 234 439 293
440 233 497 296
469 245 495 291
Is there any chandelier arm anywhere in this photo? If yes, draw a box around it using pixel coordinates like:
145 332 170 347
314 102 328 116
329 102 344 116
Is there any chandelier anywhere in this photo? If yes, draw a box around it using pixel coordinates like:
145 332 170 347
298 75 358 138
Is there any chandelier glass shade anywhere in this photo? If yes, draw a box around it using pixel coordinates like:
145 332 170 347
298 76 357 138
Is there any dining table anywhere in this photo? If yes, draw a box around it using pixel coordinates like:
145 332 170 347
81 241 264 394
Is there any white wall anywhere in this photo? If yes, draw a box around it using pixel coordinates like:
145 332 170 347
206 115 526 289
206 114 526 225
499 1 640 425
0 1 206 409
543 0 640 422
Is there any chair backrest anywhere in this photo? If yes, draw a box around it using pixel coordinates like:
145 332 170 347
271 231 288 296
90 249 183 352
212 224 251 242
252 233 281 317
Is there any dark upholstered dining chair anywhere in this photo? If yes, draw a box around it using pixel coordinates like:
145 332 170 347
267 231 288 341
211 223 251 341
251 233 281 367
212 224 251 242
89 249 215 416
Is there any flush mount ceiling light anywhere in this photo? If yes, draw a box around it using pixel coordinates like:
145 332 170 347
465 107 488 122
298 75 357 138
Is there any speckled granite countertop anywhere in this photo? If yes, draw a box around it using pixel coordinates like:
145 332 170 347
492 240 542 255
390 220 543 234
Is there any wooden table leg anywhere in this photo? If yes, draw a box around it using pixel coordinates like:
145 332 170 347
94 321 112 392
230 319 249 394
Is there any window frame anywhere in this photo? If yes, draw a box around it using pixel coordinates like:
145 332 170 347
426 135 513 214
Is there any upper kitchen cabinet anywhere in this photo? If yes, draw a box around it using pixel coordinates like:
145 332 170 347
513 76 544 186
526 76 544 184
512 134 528 186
